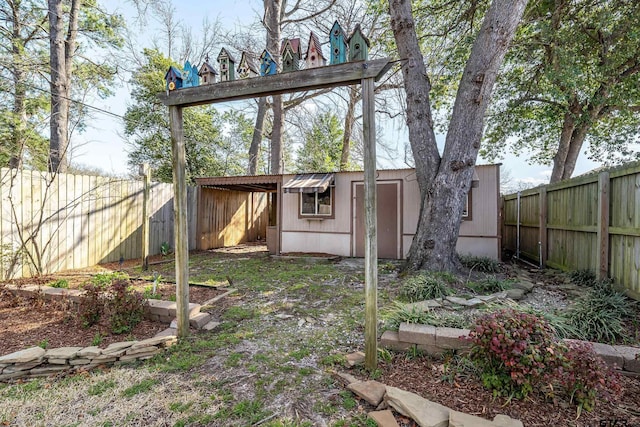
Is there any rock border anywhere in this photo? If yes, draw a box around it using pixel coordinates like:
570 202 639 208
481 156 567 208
381 323 640 375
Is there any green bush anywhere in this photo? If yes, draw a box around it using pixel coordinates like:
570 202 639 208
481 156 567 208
400 272 454 302
565 280 637 343
79 284 105 328
569 269 597 287
106 280 146 334
90 272 129 289
48 279 69 289
459 255 502 273
383 302 471 330
466 277 513 294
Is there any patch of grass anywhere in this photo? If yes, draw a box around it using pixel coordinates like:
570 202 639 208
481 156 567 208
383 301 471 330
121 378 159 398
90 271 129 289
400 272 454 302
289 348 310 361
222 306 256 322
91 332 104 346
224 352 244 368
48 279 68 288
37 339 48 349
320 354 347 367
339 390 357 410
569 269 597 287
168 401 193 413
459 254 502 273
88 379 117 396
216 399 271 425
466 276 514 294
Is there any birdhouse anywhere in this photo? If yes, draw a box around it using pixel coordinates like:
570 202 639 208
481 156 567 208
164 66 183 91
182 60 200 88
281 38 301 73
347 24 370 62
217 48 236 82
329 21 348 65
259 50 278 76
237 51 259 79
198 54 218 85
305 32 326 69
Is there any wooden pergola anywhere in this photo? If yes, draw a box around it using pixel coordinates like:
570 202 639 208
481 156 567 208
159 58 392 369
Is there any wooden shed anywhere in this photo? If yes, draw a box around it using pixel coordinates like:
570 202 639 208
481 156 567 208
196 165 501 259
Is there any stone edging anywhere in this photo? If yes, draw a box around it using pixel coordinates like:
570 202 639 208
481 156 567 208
0 335 177 382
381 322 640 374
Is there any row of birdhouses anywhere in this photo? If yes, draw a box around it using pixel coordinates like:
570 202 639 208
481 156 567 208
165 21 369 91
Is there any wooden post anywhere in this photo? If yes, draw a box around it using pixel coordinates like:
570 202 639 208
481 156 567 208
539 188 547 267
169 106 190 338
362 77 377 370
597 172 610 280
140 163 151 271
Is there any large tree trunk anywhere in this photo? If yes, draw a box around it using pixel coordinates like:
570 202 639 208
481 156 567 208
390 0 528 272
248 97 267 174
340 86 358 170
48 0 69 173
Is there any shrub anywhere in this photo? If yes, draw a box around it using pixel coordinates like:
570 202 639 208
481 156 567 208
565 279 636 343
569 269 597 287
550 341 622 413
468 309 558 399
400 272 454 302
79 284 105 327
466 277 513 294
383 302 472 330
48 279 69 289
106 280 146 334
90 271 129 289
459 255 502 273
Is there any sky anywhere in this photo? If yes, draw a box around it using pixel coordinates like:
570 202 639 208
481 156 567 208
71 0 601 189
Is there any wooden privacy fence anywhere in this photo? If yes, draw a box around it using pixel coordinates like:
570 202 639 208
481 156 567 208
0 168 197 280
502 161 640 300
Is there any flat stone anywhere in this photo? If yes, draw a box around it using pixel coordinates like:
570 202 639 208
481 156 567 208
29 365 70 376
125 346 159 356
102 341 136 354
435 327 471 350
385 386 449 427
493 414 524 427
146 299 174 316
464 298 484 307
47 358 69 365
591 342 623 368
45 346 84 360
78 346 102 357
511 280 535 292
347 380 387 406
131 336 176 349
505 288 526 300
0 347 45 364
406 300 441 311
380 330 413 352
335 371 360 385
2 359 44 373
69 358 92 366
449 410 494 427
0 371 28 381
346 351 365 367
615 345 640 373
487 291 508 300
90 355 118 363
189 312 212 329
368 410 400 427
118 350 159 362
154 328 178 338
203 321 221 331
398 323 436 346
445 296 473 306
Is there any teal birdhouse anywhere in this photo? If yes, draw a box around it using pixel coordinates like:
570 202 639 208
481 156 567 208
217 48 236 82
281 38 301 73
347 24 370 62
259 50 278 76
198 54 218 85
237 51 259 79
182 60 200 87
164 66 183 91
305 32 326 69
330 21 348 65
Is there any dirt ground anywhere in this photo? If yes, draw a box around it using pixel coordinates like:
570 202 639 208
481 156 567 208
0 246 639 427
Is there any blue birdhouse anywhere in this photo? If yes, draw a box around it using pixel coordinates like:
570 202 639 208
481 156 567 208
182 61 200 88
347 24 370 62
330 21 348 65
259 50 278 76
164 66 183 91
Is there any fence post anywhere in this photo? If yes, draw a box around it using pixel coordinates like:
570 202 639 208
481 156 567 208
539 188 547 267
140 163 151 271
597 172 610 280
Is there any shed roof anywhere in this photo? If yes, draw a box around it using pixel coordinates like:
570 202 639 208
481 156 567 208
195 175 281 192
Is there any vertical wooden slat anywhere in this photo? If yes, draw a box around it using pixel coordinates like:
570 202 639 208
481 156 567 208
539 187 547 267
597 172 610 280
362 77 377 370
170 105 190 338
141 164 151 269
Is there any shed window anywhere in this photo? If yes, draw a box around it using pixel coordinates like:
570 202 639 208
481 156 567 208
301 188 333 217
462 190 473 221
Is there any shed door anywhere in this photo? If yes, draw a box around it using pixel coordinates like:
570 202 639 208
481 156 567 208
353 182 400 259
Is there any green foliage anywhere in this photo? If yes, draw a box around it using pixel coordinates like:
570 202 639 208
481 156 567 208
295 111 344 172
91 332 104 346
399 272 455 302
383 301 471 331
569 269 597 287
160 242 171 256
106 280 146 334
466 277 513 294
459 255 502 273
88 380 117 396
222 306 256 322
90 272 129 289
79 284 105 328
565 280 637 343
47 279 69 289
121 378 159 398
125 49 252 182
37 339 48 349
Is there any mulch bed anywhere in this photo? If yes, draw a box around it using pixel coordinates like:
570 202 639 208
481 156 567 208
376 354 640 427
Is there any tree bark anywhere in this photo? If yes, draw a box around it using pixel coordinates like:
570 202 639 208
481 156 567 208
340 86 358 170
48 0 69 173
390 0 528 272
248 97 267 174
